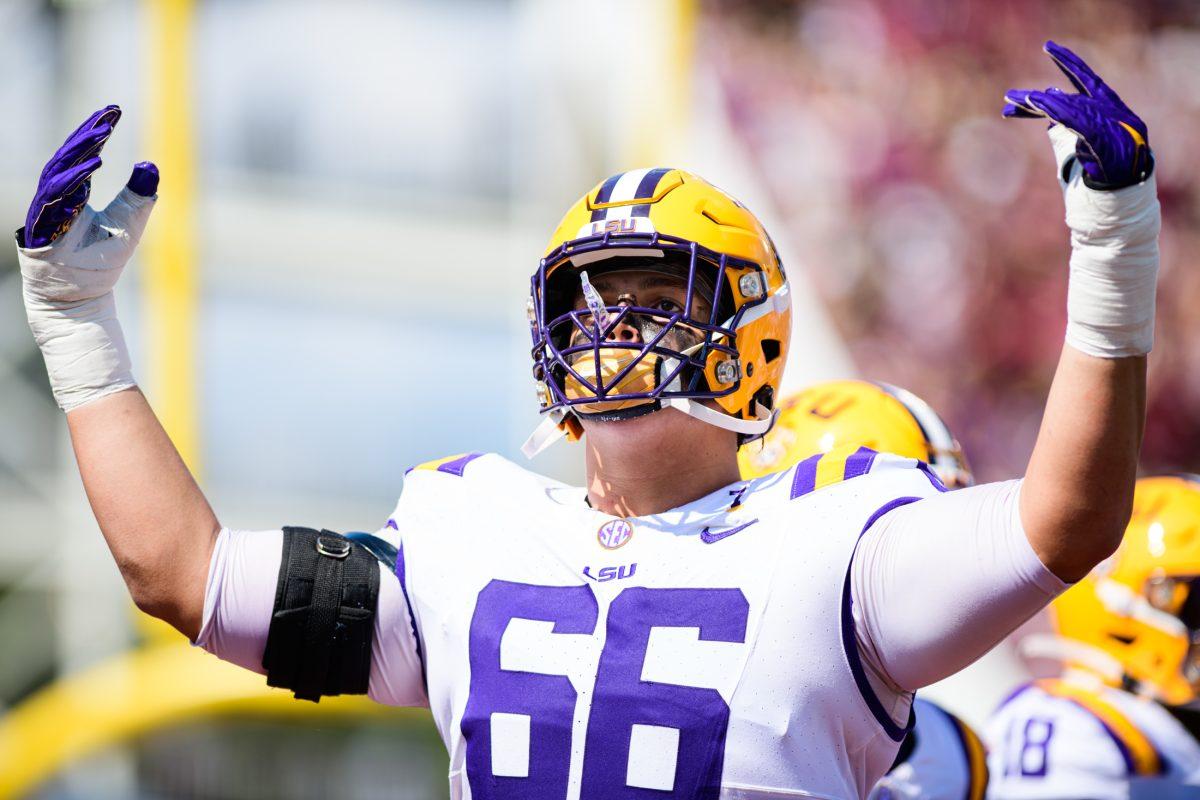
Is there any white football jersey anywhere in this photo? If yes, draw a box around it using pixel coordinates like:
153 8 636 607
870 698 988 800
377 447 944 799
985 678 1200 799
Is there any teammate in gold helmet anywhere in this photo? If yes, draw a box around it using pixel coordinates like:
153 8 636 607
986 475 1200 795
739 379 973 489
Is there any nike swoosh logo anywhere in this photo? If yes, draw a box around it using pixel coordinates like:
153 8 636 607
700 519 759 544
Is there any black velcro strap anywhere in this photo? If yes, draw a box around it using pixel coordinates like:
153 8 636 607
262 527 380 702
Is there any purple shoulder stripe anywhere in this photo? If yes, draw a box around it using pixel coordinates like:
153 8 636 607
861 495 922 535
916 461 949 492
1057 696 1161 777
437 452 484 477
840 495 923 742
790 453 821 499
394 544 427 688
842 446 877 481
994 682 1035 713
1063 697 1138 775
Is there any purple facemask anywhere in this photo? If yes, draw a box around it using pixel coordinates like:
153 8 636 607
529 231 769 421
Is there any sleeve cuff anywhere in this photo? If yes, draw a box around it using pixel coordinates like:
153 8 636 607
1011 480 1075 597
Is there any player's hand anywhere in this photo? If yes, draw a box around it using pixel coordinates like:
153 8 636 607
1003 40 1152 190
18 104 159 306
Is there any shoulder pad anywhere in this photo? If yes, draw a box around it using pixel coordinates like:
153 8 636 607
387 453 565 536
788 445 946 500
405 452 485 478
1036 679 1164 777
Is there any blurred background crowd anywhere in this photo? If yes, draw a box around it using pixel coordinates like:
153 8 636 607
709 0 1200 481
0 0 1196 797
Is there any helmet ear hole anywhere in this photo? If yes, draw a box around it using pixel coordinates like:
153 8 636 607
761 339 782 363
754 384 775 413
736 386 776 447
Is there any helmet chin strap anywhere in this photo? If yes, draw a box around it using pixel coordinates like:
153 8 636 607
658 339 775 436
660 397 775 435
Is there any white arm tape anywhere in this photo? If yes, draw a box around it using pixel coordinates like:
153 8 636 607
18 188 153 411
23 290 135 411
1050 126 1161 358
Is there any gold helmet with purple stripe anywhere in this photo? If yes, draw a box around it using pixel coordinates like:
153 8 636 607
524 168 792 455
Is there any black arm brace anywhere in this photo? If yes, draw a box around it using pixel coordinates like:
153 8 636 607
263 527 380 702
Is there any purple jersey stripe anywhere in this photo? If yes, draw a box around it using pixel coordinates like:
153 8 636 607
590 173 623 222
842 446 878 481
841 495 923 742
1064 697 1138 775
790 453 822 499
394 543 427 688
437 452 484 477
917 461 949 492
994 682 1035 712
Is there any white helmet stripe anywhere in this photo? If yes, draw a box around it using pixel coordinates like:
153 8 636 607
602 168 653 221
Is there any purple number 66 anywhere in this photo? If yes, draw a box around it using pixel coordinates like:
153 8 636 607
461 580 749 799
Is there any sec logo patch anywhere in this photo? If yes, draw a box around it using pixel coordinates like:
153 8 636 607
597 518 634 549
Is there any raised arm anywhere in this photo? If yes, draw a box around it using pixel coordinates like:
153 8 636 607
1004 41 1158 581
848 43 1160 695
1021 348 1144 581
18 106 217 639
67 391 218 638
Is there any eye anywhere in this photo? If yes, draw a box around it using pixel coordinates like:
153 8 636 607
653 298 685 314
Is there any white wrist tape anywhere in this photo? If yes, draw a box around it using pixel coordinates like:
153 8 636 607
23 290 134 411
1048 126 1160 358
18 188 155 410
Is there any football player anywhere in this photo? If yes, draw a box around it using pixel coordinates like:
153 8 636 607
986 475 1200 797
737 380 974 490
739 379 986 800
16 42 1158 798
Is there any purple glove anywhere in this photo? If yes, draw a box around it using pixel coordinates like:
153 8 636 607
1003 40 1152 190
20 105 160 248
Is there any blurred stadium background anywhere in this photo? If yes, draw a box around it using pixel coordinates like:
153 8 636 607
0 0 1196 797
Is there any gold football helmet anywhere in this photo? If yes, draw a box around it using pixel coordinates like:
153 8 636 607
524 168 792 455
1050 475 1200 706
738 379 973 488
